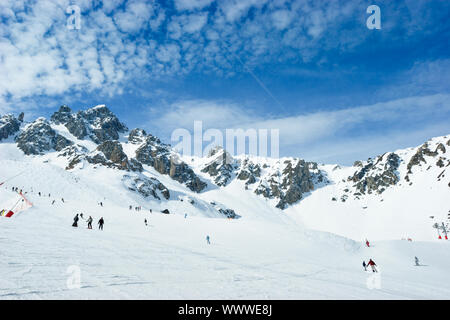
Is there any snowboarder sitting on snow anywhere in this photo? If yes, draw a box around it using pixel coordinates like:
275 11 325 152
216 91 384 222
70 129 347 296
72 214 79 227
87 216 93 229
362 261 367 271
367 259 377 272
98 217 104 230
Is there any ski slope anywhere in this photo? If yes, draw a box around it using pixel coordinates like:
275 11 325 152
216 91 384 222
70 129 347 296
1 141 450 299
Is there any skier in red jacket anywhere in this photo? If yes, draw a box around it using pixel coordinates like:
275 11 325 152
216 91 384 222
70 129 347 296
367 259 377 272
365 239 370 247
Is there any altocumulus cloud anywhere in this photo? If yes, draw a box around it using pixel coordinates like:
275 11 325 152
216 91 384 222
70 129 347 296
1 0 447 109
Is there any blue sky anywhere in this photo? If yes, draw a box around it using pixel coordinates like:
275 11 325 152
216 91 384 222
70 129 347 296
0 0 449 164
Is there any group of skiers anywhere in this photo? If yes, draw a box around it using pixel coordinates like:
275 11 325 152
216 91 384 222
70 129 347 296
362 239 422 273
72 213 104 230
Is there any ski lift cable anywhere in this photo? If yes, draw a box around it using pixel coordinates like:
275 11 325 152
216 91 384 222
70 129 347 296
0 169 27 186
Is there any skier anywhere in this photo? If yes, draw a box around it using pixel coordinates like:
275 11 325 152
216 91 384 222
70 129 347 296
144 219 148 226
367 259 377 272
206 235 211 245
51 200 55 205
184 213 187 219
38 192 41 197
98 217 104 230
99 201 103 207
362 261 367 271
80 213 85 220
72 214 79 227
87 216 93 229
365 239 370 247
129 205 132 210
415 256 420 266
61 198 65 203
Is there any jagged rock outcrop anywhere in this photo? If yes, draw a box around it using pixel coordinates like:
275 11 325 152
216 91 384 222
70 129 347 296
50 105 127 144
201 147 236 186
237 158 261 185
217 208 239 219
128 128 147 144
406 142 446 173
254 159 322 209
122 174 170 200
86 140 142 172
15 118 73 155
0 114 22 141
349 152 400 195
135 136 207 192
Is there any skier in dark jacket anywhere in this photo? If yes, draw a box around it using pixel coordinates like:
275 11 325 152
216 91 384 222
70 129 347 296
367 259 377 272
206 235 210 245
87 216 93 229
98 217 104 230
362 261 367 271
72 214 79 227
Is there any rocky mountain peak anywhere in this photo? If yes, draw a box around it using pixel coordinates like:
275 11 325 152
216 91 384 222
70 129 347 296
15 117 73 155
50 104 127 144
0 114 22 141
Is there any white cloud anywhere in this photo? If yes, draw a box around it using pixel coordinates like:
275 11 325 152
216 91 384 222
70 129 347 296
271 9 293 30
148 94 450 164
174 0 214 11
113 0 154 33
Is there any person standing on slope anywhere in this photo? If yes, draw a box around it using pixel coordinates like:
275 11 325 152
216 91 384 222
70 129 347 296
72 214 79 227
362 261 367 271
144 218 148 226
87 216 93 229
98 217 104 230
367 259 377 272
206 235 211 245
365 239 370 247
415 256 420 266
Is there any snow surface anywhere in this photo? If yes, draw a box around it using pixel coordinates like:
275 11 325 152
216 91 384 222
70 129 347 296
1 138 450 299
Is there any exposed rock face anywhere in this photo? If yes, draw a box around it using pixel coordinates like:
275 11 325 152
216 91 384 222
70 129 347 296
254 159 323 209
128 128 147 144
0 114 21 141
57 145 88 170
170 160 208 193
50 105 127 144
15 118 73 155
135 136 207 192
201 147 236 186
122 174 170 200
349 152 400 195
86 140 142 172
406 142 447 180
237 159 261 185
217 208 239 219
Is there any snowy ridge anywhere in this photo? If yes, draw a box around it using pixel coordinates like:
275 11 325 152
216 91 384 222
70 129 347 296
0 105 449 299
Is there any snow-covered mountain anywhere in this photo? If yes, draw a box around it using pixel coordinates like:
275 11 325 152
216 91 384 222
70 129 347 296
1 105 449 299
1 104 449 236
